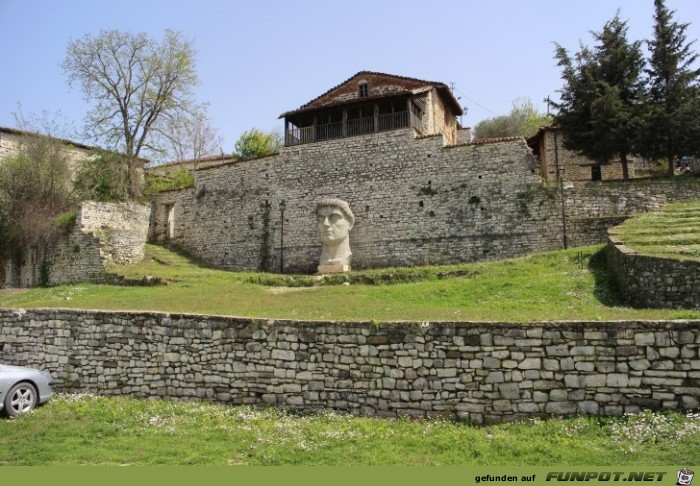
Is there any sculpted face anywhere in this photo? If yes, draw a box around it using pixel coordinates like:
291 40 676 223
318 206 351 245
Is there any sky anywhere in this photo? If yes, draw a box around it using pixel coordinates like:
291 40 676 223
1 0 699 157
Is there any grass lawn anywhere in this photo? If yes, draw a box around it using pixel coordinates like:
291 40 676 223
0 394 698 465
1 243 699 322
612 199 700 261
2 204 700 467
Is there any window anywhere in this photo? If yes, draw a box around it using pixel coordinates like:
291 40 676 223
591 166 602 181
358 82 368 97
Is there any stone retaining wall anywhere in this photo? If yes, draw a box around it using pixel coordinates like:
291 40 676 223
2 308 698 424
606 236 700 310
149 129 700 273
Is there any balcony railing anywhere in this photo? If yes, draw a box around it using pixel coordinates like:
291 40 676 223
286 110 421 146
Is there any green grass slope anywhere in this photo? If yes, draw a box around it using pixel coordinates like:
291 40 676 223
612 199 700 261
0 394 697 465
2 244 698 321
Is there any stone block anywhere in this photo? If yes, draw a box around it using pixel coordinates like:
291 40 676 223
493 400 513 412
546 344 569 357
634 333 655 346
518 358 541 370
607 374 629 387
485 371 504 383
577 401 599 414
271 349 295 361
498 383 521 400
545 401 576 414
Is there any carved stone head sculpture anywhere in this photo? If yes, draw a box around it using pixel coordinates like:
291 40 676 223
316 198 354 273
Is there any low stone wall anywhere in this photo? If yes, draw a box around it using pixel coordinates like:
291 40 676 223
606 235 700 310
1 308 698 424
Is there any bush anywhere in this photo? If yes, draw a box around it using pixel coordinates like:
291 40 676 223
0 135 74 258
73 150 131 202
145 168 194 193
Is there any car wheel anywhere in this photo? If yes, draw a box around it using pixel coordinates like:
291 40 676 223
4 382 38 417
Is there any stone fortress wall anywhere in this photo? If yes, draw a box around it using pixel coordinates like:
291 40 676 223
151 131 564 273
149 129 700 274
2 308 699 424
3 201 150 287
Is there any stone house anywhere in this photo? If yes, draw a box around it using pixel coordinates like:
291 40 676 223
281 71 464 146
527 126 634 184
0 126 98 180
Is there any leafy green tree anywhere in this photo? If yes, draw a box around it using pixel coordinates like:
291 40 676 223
641 0 700 176
474 98 552 139
63 29 199 198
554 14 645 180
232 128 282 160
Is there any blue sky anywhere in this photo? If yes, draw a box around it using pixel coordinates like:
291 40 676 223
1 0 699 154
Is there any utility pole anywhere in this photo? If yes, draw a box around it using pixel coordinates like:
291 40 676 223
279 200 286 273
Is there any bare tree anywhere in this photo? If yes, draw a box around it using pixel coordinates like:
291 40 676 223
156 104 222 168
62 29 199 197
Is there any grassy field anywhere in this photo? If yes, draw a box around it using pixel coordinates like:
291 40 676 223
612 199 700 261
0 394 698 465
1 243 699 321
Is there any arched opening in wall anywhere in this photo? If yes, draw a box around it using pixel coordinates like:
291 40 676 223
165 204 175 240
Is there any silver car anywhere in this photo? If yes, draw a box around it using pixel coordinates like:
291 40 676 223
0 364 53 417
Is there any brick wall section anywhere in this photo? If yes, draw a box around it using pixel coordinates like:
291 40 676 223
1 308 698 423
606 236 700 310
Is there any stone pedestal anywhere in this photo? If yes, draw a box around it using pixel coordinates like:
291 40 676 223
317 263 350 274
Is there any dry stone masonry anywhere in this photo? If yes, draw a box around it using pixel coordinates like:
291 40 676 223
150 129 700 274
606 235 700 310
2 308 699 424
3 201 150 287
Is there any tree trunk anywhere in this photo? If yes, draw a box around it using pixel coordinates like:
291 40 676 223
667 148 675 178
620 153 630 181
128 158 142 199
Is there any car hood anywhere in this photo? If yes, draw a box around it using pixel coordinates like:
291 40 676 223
0 364 41 373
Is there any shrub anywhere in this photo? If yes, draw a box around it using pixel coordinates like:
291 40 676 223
145 168 194 193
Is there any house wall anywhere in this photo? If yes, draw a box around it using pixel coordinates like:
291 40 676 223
0 129 93 180
427 88 457 144
539 130 633 183
2 308 699 423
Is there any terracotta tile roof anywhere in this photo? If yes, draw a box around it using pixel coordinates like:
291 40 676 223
280 71 463 118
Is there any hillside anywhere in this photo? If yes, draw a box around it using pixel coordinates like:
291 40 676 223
611 199 700 261
1 243 698 322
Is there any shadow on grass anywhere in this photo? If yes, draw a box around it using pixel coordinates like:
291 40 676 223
587 246 625 308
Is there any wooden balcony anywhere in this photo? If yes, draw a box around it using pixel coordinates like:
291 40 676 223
285 110 421 146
